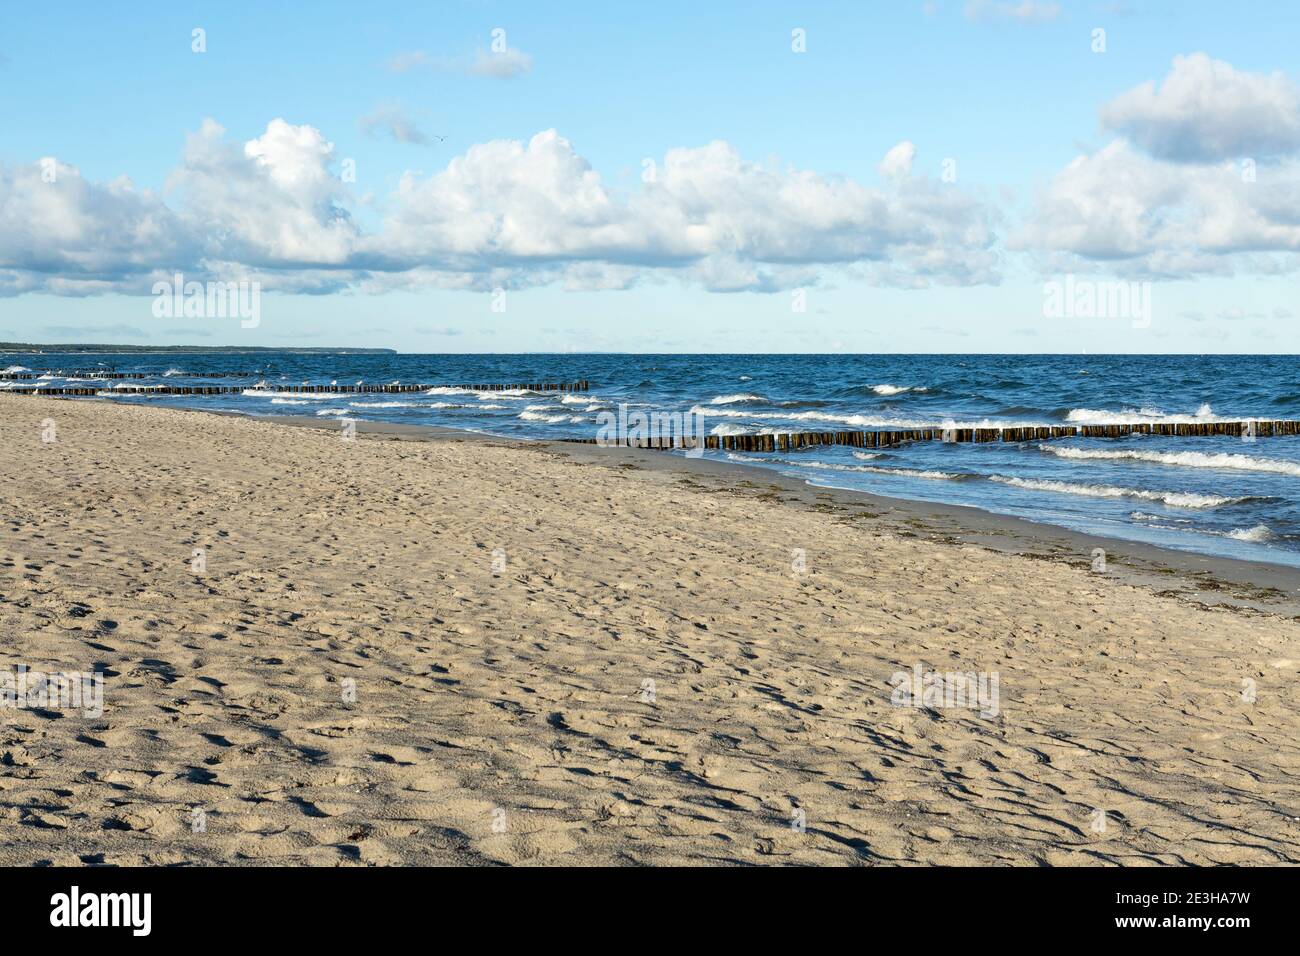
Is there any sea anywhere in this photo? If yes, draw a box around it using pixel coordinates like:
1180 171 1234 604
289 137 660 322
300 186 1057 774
6 352 1299 568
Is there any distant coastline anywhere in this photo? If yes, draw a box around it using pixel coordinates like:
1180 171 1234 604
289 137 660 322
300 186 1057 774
0 343 397 354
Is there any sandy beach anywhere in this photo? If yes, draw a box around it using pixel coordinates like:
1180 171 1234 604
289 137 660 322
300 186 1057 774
2 393 1299 866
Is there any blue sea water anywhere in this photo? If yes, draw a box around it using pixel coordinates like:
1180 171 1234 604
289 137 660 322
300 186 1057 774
7 352 1300 568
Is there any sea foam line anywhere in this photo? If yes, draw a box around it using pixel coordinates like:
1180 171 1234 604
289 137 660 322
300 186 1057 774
1064 403 1224 425
870 384 927 396
1039 445 1300 477
723 453 1248 508
725 454 965 481
1130 515 1274 542
989 475 1243 509
691 405 1043 430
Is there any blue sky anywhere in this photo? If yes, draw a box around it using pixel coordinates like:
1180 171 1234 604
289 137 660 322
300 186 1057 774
1 1 1297 352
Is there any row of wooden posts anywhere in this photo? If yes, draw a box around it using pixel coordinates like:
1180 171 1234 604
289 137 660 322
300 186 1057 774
5 377 1295 445
1 380 590 397
562 418 1300 451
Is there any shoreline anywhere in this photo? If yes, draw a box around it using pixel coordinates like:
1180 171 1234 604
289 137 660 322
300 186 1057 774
237 407 1300 618
13 392 1300 613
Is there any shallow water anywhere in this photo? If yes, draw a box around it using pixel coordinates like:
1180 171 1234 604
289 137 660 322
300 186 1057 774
7 352 1299 567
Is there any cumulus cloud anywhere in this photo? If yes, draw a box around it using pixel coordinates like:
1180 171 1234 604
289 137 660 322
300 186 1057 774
0 159 190 291
1100 54 1300 162
362 131 999 289
1018 139 1300 275
1 121 1000 296
359 105 431 145
1020 56 1300 277
166 118 358 269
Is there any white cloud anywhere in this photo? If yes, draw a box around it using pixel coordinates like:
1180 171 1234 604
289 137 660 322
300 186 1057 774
1019 56 1300 277
878 140 917 179
1100 54 1300 162
166 118 358 269
1018 139 1300 275
362 132 999 290
0 123 999 296
0 159 190 294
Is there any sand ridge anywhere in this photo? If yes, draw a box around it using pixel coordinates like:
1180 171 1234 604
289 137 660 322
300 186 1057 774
1 395 1298 865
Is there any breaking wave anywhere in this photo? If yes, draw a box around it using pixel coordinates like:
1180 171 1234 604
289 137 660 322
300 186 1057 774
1039 445 1300 477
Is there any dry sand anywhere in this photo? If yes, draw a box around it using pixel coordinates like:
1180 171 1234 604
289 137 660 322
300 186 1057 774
2 394 1299 866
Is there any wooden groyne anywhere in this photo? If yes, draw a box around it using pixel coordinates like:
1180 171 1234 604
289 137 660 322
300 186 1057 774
5 375 1293 447
561 419 1300 452
0 380 590 397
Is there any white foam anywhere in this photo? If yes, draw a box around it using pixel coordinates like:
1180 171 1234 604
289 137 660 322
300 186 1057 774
1065 403 1221 425
423 387 534 400
709 393 767 405
244 390 335 400
1227 524 1273 542
726 454 962 481
991 475 1240 509
692 405 1045 430
1129 511 1192 524
835 463 962 480
1040 445 1300 477
870 384 927 396
518 410 584 424
1130 514 1272 542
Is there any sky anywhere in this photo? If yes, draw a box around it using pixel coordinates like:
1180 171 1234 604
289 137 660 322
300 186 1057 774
1 0 1297 353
